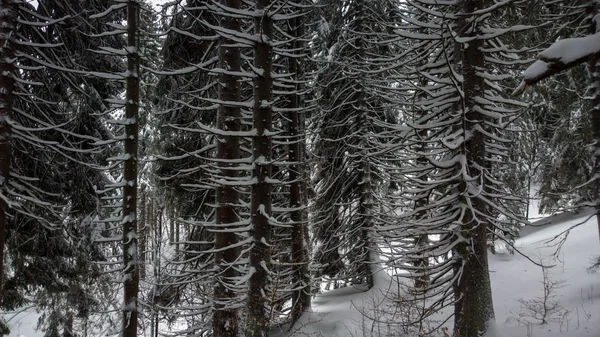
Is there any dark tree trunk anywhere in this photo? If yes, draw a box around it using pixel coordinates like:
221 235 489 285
414 34 430 288
453 1 495 336
122 1 140 336
62 312 74 337
139 190 146 280
169 206 174 244
0 0 17 306
212 0 242 336
246 0 273 335
358 160 374 290
288 12 311 324
175 214 180 256
355 0 375 290
588 2 600 242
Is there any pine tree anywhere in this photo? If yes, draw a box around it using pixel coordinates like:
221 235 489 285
285 4 311 322
0 1 122 333
310 0 401 289
121 1 141 335
213 0 244 335
452 2 495 334
516 0 600 239
246 0 274 334
0 0 19 307
396 1 534 335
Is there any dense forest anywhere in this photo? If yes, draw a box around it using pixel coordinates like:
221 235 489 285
0 0 598 336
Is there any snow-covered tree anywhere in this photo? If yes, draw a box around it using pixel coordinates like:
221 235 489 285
0 0 152 334
212 0 246 334
516 0 600 240
283 4 312 323
395 1 533 335
121 1 141 335
0 2 19 308
310 0 401 289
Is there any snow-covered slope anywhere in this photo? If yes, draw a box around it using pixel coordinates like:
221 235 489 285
278 212 600 337
272 269 401 337
491 211 599 337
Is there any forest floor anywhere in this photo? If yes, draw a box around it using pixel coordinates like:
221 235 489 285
273 210 600 337
3 210 600 337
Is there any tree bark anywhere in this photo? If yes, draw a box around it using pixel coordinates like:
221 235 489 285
246 0 273 336
413 15 431 287
288 13 311 325
122 1 140 336
355 0 375 290
588 2 600 242
169 205 174 244
453 1 495 336
175 213 180 256
0 0 18 306
139 190 146 280
212 0 242 336
63 312 74 337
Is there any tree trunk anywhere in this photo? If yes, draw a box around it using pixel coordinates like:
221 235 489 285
0 0 18 306
358 160 374 289
588 1 600 242
414 28 430 287
355 0 374 290
63 312 74 337
246 0 273 335
122 1 140 336
149 199 155 263
139 190 146 280
212 0 242 336
169 205 174 244
288 13 311 324
175 213 180 257
453 1 495 336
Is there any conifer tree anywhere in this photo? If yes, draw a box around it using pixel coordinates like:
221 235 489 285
516 0 600 240
0 2 122 334
286 6 311 322
311 0 400 288
0 0 19 307
246 0 274 334
121 1 141 335
212 0 244 335
396 1 534 335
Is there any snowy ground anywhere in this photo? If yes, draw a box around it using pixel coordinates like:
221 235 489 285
275 211 600 337
2 308 40 337
3 211 599 336
490 210 599 337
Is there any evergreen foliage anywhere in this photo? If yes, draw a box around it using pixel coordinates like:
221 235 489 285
0 0 596 336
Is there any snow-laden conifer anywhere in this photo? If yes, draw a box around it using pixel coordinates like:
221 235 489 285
310 0 402 289
393 1 533 335
516 0 600 240
0 0 130 334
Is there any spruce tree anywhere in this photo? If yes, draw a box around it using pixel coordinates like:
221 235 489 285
213 0 244 335
0 0 19 307
311 0 401 289
396 1 534 335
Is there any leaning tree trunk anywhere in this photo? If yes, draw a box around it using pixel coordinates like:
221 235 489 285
453 1 495 336
246 0 273 335
122 1 140 336
0 0 18 306
212 0 242 336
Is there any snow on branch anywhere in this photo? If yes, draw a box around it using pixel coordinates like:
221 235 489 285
514 33 600 95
